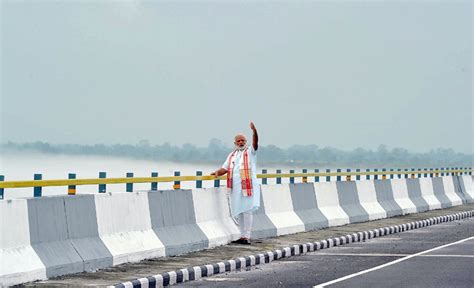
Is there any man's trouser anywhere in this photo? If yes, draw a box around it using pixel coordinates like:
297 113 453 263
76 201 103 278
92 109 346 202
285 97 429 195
238 211 253 239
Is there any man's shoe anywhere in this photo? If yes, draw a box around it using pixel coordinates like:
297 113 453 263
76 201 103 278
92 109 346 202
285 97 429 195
231 238 251 245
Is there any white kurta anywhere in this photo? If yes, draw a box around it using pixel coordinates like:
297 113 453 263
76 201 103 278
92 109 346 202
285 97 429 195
222 146 261 217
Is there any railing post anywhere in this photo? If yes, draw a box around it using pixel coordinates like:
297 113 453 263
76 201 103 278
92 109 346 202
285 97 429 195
290 170 295 184
411 168 415 179
99 172 106 193
174 171 181 190
126 172 134 192
366 169 370 180
262 169 267 185
214 171 220 187
423 168 427 178
346 169 351 181
276 169 282 184
374 169 378 180
356 168 361 181
469 167 472 176
404 168 408 179
68 173 76 195
34 174 42 197
397 168 402 179
429 168 434 178
336 169 341 181
315 169 320 182
381 168 386 180
390 168 394 179
326 169 331 182
196 171 202 189
151 172 158 191
302 169 308 183
0 175 4 200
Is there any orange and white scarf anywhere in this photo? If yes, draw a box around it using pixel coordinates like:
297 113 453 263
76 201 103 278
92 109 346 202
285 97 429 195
226 147 253 197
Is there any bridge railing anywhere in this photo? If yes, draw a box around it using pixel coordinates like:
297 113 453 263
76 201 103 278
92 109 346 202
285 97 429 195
0 167 471 199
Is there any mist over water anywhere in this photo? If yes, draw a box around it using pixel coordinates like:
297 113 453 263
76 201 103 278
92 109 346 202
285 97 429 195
0 151 305 199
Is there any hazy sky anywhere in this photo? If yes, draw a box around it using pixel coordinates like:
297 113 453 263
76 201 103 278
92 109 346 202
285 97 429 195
1 1 472 153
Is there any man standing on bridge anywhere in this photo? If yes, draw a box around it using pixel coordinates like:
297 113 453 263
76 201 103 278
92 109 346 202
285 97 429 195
211 122 260 245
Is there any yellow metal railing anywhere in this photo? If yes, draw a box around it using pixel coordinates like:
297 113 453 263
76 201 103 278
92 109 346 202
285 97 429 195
0 168 471 189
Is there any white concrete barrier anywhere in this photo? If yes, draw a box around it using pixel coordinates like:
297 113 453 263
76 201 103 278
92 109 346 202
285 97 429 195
355 180 387 220
390 179 417 214
95 192 165 265
192 187 240 247
260 185 305 236
0 199 46 286
313 182 350 227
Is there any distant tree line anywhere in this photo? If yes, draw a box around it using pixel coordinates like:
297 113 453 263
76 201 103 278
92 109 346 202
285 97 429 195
1 140 472 168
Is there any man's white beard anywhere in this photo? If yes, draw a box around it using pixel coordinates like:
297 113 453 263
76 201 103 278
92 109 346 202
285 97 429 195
235 144 248 151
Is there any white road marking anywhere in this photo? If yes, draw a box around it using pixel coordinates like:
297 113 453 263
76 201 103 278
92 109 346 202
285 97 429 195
205 278 244 282
313 236 474 288
312 252 474 258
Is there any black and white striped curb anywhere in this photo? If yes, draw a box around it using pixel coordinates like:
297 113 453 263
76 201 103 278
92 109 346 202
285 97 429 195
111 210 473 288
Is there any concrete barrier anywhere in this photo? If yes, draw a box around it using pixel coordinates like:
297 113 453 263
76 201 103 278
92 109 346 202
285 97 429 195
355 180 387 220
313 182 350 227
27 197 83 277
96 192 165 264
192 187 240 247
390 178 417 214
418 178 442 210
65 195 113 271
373 180 403 217
405 178 430 213
260 185 305 236
1 175 472 286
336 181 370 223
289 183 328 231
458 176 473 203
148 190 204 257
0 199 46 286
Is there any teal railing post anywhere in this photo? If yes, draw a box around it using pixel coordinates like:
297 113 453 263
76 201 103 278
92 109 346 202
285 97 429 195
404 168 409 179
390 168 394 179
302 169 308 183
99 172 106 193
196 171 202 189
0 175 4 200
315 169 320 182
290 170 295 184
174 171 181 189
336 169 341 181
397 168 402 179
151 172 158 191
356 168 361 181
423 168 427 178
374 169 378 180
262 169 267 185
126 172 133 192
214 177 220 188
34 174 42 197
276 169 282 184
429 168 434 178
68 173 76 195
326 169 331 182
365 169 370 180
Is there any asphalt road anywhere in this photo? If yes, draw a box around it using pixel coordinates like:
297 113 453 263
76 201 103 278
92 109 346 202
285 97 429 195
176 218 474 287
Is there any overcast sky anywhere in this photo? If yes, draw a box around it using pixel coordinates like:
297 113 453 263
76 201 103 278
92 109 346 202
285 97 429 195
1 1 472 153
